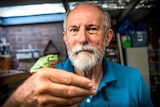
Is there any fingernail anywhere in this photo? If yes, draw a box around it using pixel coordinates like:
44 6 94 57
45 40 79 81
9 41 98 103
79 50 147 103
88 83 93 88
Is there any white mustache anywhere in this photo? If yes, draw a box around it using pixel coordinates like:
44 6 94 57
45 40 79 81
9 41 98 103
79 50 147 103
72 45 96 55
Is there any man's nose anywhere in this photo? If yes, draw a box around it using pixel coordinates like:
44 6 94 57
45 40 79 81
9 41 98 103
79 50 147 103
77 29 88 44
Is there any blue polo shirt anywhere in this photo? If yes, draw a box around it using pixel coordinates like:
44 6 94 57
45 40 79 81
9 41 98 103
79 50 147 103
56 57 153 107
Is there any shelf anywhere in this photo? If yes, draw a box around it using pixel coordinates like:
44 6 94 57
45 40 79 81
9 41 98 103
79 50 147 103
149 62 159 64
150 73 160 76
148 48 160 106
151 85 160 87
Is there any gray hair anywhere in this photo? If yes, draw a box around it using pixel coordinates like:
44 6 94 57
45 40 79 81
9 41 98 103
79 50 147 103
63 3 111 32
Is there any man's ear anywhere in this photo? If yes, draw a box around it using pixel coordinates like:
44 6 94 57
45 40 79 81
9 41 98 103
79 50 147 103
62 32 67 45
105 29 113 47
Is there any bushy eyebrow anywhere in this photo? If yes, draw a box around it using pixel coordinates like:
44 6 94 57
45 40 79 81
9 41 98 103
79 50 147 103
87 24 99 28
68 24 99 29
69 25 79 28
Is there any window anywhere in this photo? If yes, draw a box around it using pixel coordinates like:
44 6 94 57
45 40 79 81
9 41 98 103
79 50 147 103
0 3 66 25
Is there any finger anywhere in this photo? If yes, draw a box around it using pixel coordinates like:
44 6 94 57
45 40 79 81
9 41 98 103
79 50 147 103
39 68 95 89
41 82 96 98
35 94 85 107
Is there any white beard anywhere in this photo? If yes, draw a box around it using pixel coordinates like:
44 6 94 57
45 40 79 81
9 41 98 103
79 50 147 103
68 44 105 71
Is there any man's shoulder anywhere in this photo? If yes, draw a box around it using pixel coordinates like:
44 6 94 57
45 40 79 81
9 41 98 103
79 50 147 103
107 60 144 86
106 59 141 77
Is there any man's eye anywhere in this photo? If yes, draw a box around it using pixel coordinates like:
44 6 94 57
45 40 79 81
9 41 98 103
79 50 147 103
90 27 97 31
88 27 98 34
70 28 78 32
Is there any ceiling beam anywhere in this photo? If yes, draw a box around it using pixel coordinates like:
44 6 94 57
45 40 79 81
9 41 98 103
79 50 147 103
61 0 70 12
116 0 141 24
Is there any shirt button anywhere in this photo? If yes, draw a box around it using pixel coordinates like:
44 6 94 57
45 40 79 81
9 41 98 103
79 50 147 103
86 98 91 103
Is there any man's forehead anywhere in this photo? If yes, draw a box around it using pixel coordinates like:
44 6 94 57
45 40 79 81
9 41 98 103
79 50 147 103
68 4 102 17
66 15 103 28
72 4 100 12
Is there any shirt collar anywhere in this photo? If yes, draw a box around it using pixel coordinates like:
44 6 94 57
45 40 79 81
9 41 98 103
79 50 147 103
59 57 117 90
98 57 117 90
60 58 74 72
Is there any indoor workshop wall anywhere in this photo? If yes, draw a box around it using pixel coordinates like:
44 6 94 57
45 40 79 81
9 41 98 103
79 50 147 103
0 27 3 36
1 22 67 69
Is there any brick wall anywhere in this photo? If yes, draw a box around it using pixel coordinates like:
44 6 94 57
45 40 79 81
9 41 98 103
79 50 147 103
0 22 67 69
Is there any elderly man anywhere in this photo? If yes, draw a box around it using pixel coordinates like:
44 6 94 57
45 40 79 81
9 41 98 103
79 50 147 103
3 3 153 107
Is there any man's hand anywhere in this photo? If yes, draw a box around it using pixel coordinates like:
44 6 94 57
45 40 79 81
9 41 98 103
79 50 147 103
3 68 97 107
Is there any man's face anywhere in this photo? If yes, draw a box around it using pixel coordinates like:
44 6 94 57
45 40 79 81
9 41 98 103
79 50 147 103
63 4 111 71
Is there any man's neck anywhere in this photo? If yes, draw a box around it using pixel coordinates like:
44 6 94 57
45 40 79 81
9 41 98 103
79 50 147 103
74 61 103 89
